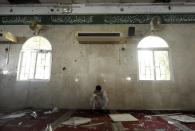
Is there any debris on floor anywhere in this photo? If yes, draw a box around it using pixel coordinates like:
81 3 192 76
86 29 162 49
17 121 23 125
168 115 195 123
62 117 91 126
0 109 195 131
112 121 128 131
161 115 193 131
44 124 53 131
44 107 59 115
109 113 138 122
30 111 38 119
50 111 74 130
145 113 182 117
0 112 26 119
80 122 105 127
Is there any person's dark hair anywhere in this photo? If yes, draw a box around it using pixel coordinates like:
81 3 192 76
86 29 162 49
96 85 102 91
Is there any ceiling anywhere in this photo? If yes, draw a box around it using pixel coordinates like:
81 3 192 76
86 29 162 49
0 0 193 4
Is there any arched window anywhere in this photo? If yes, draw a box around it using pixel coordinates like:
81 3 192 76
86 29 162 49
138 36 170 80
17 36 52 80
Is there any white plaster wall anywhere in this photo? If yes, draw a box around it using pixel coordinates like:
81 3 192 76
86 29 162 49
0 24 195 110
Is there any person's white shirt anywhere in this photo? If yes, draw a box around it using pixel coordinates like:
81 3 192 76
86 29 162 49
90 89 108 109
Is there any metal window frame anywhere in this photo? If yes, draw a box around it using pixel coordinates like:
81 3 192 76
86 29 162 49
138 48 170 81
17 49 52 81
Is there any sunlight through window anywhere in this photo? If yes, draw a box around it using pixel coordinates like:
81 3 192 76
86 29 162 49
138 36 170 80
17 36 52 81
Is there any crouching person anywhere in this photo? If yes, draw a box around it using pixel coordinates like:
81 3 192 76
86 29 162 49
90 85 108 110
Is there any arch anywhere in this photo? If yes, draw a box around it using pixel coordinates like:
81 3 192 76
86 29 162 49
22 36 52 50
17 36 52 81
138 36 168 48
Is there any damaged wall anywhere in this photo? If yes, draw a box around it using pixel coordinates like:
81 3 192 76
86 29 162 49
0 24 195 110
